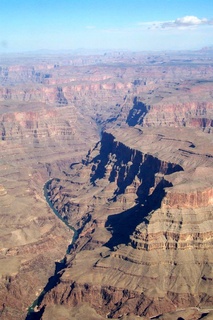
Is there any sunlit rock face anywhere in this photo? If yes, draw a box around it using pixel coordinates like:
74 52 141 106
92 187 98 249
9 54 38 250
0 52 212 319
43 125 213 319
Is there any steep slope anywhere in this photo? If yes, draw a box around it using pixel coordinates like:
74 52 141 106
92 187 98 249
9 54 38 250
39 126 213 319
0 52 213 319
125 87 213 133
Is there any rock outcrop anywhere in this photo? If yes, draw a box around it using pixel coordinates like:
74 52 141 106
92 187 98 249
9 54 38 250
0 51 213 319
40 126 213 319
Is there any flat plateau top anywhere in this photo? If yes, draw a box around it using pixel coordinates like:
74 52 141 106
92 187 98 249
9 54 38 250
109 125 213 191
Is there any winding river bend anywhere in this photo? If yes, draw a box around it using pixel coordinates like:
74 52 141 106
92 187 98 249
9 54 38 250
26 179 79 320
44 179 79 253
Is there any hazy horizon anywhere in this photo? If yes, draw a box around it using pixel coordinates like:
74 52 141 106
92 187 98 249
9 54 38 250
1 0 213 53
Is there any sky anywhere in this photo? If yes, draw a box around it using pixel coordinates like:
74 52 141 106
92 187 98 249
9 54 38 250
0 0 213 53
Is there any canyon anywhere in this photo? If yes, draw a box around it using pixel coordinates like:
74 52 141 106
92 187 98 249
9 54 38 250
0 50 212 320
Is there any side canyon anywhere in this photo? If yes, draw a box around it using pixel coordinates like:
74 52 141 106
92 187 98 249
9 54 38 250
0 50 212 320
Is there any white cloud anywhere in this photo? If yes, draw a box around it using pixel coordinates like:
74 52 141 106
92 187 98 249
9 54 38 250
138 16 213 30
162 16 212 28
175 16 207 26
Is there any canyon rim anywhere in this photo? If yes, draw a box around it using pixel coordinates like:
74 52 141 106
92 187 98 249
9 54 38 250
0 50 212 320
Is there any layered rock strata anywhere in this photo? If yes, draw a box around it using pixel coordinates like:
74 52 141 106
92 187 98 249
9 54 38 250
41 126 213 318
0 52 213 319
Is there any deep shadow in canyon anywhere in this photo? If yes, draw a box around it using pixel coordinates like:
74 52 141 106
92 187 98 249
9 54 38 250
104 179 172 249
126 97 150 127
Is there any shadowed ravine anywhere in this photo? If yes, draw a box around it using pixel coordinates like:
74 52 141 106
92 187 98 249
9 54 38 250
25 180 79 320
104 180 170 250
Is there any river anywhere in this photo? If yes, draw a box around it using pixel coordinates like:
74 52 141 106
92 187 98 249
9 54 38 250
25 179 79 320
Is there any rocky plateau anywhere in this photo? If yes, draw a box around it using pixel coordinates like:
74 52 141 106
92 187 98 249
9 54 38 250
0 50 212 320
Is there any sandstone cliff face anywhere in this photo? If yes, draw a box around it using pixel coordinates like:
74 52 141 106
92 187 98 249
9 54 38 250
41 126 213 318
47 130 182 228
126 98 213 133
1 53 213 136
0 52 213 319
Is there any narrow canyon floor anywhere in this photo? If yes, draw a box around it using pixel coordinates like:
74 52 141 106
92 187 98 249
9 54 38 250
0 50 212 320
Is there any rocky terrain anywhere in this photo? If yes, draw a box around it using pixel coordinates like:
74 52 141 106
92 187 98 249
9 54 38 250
0 51 212 319
41 125 213 319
